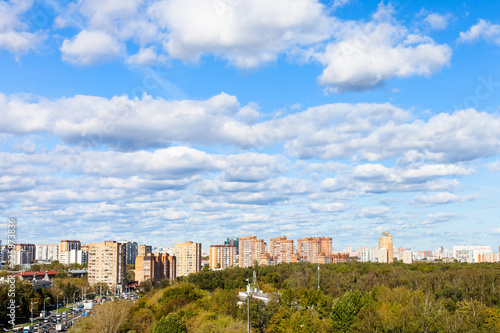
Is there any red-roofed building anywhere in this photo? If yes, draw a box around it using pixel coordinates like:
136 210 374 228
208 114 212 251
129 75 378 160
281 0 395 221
11 270 58 281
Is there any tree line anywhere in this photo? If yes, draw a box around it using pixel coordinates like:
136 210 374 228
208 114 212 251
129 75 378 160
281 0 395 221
105 261 500 332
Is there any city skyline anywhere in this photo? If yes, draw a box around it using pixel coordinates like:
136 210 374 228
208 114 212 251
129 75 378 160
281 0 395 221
1 1 500 251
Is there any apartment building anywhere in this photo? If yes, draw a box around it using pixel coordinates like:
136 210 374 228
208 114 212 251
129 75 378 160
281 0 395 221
135 252 176 283
238 236 266 268
88 241 126 290
174 241 201 277
119 240 138 265
138 245 152 256
209 245 236 269
35 243 59 261
296 237 332 263
378 233 393 263
269 236 294 265
224 238 239 255
13 244 36 265
59 240 81 262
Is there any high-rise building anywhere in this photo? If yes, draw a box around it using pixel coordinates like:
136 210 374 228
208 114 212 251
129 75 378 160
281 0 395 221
402 250 413 264
59 240 81 262
269 236 294 265
296 237 332 263
358 246 375 262
36 243 59 261
119 240 139 265
60 249 87 265
174 241 201 277
378 233 393 263
135 252 176 283
13 244 36 265
88 241 127 290
376 247 388 263
209 245 236 270
453 245 492 263
81 244 89 264
238 236 266 268
224 238 239 255
138 245 152 257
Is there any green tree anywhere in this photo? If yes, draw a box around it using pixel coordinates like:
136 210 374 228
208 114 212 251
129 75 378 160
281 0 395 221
153 313 188 333
331 291 368 332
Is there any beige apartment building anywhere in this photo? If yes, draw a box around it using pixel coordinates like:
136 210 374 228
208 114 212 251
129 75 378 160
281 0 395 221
138 245 152 256
238 236 266 268
379 232 393 263
88 241 126 290
135 252 176 283
269 236 294 265
296 237 332 263
209 245 236 269
174 241 201 277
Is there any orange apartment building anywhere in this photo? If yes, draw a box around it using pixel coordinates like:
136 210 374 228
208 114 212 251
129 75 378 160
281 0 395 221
238 236 266 268
296 237 332 263
269 236 294 264
379 232 393 263
209 245 236 269
135 252 176 283
88 241 126 290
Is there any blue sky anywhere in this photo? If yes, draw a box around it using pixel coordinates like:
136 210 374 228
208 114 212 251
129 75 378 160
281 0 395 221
1 0 500 252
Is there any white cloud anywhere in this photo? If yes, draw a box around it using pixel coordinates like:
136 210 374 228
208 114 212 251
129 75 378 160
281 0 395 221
421 213 458 225
414 192 474 205
314 3 451 92
458 19 500 46
2 93 500 166
357 206 390 218
126 46 165 66
487 161 500 172
222 153 288 182
78 147 218 179
423 13 450 30
149 0 333 68
0 0 46 54
61 30 124 65
308 202 347 213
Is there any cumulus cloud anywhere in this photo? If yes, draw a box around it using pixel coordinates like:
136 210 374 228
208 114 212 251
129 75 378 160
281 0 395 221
308 202 348 213
414 192 475 205
61 30 125 65
421 213 458 225
423 13 451 30
2 93 500 165
126 46 165 66
458 19 500 46
222 153 288 182
0 0 46 54
321 162 468 194
314 3 451 92
149 0 332 68
78 147 218 179
357 206 390 218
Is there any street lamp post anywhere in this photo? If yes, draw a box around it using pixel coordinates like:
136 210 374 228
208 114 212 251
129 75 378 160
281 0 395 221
30 301 38 325
246 278 250 333
317 264 320 291
43 297 50 317
56 293 62 329
73 290 79 326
